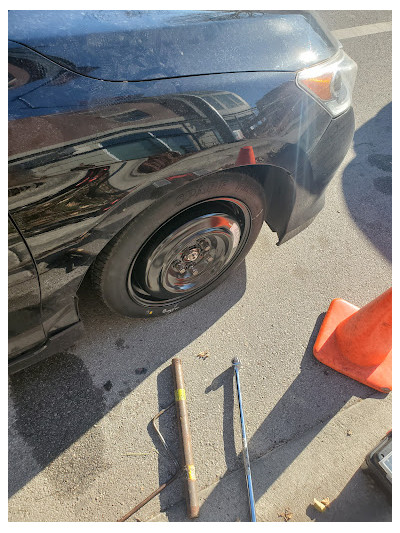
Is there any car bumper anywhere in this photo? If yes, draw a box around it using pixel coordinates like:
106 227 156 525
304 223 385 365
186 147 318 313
277 107 355 244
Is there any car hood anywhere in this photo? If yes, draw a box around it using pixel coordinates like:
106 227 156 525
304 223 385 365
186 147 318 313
8 10 340 82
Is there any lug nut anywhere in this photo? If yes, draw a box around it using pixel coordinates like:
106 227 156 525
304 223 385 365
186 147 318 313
190 267 199 276
198 239 211 252
173 261 186 274
206 256 214 263
184 248 200 262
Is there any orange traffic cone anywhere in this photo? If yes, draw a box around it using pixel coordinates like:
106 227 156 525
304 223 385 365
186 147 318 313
313 288 392 393
235 146 256 166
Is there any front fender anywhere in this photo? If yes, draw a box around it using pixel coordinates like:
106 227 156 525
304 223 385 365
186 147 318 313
9 44 335 337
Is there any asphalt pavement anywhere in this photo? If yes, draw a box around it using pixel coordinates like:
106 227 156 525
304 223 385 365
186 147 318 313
8 10 392 523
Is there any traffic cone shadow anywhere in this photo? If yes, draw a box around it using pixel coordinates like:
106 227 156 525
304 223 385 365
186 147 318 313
313 288 392 393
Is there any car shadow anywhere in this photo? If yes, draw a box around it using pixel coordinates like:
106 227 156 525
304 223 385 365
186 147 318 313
341 103 392 262
8 260 248 498
153 313 386 522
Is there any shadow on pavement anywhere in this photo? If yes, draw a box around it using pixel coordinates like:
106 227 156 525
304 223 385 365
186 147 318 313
342 103 392 262
159 313 386 521
8 353 108 500
8 260 248 498
305 469 391 522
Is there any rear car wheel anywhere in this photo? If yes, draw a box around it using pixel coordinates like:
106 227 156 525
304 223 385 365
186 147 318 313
91 172 266 317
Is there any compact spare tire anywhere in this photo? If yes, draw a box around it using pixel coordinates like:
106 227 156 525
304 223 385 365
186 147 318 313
91 172 266 317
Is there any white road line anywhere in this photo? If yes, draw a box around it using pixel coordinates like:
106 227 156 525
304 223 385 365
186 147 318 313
332 21 392 40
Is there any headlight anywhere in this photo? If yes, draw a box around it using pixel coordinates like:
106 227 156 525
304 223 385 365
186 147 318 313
296 49 357 117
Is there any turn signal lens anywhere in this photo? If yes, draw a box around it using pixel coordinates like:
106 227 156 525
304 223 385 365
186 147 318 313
296 50 357 117
301 73 334 101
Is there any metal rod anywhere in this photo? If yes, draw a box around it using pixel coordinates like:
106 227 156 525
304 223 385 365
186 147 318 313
117 403 182 522
171 357 200 519
232 357 257 522
152 402 181 471
117 468 181 522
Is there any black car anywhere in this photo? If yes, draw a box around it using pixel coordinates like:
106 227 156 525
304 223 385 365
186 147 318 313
8 10 357 373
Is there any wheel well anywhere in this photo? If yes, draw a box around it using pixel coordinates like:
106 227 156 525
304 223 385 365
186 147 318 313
218 164 296 239
79 163 295 292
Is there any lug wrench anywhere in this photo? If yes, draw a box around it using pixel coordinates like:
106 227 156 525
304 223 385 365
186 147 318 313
232 357 257 522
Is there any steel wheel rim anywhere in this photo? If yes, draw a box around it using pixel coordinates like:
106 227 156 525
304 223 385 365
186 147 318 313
127 198 252 305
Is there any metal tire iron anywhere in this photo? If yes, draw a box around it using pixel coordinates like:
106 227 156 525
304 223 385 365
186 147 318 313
118 357 198 522
232 357 257 522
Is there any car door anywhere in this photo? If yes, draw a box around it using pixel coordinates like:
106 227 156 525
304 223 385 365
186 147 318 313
8 215 45 360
